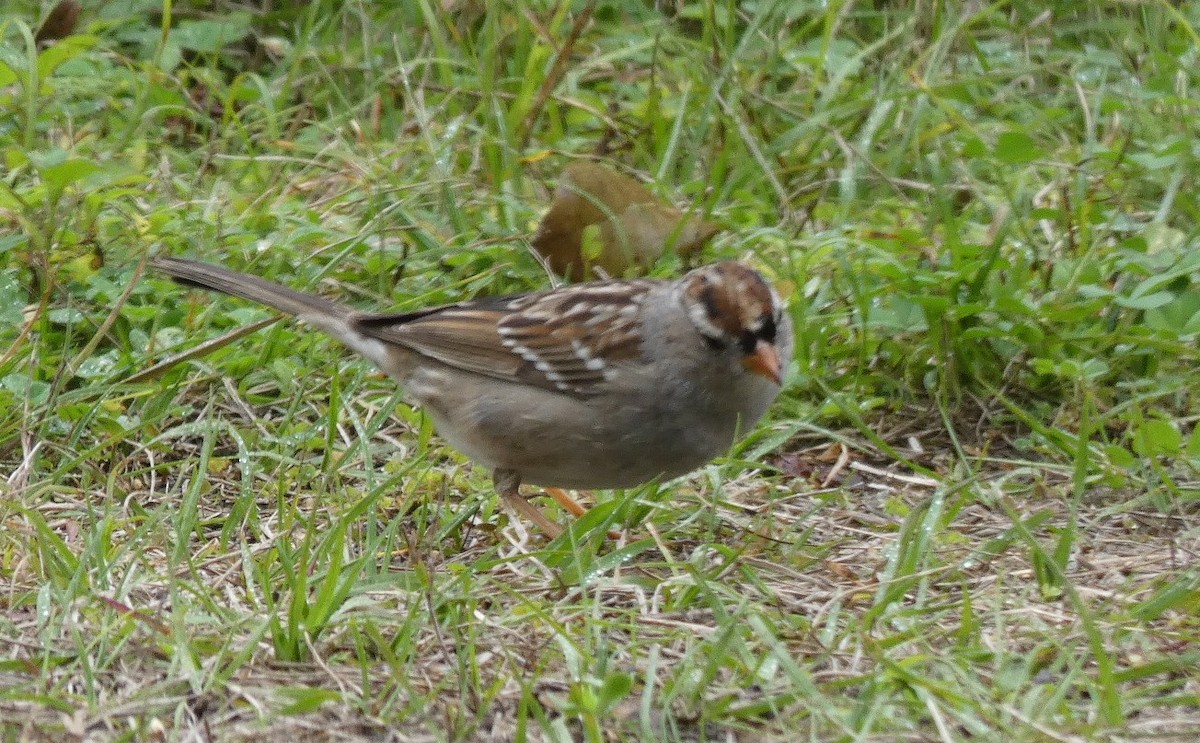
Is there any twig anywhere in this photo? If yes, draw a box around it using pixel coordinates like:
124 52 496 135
120 316 279 385
518 0 597 150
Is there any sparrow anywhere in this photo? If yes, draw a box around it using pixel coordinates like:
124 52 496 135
150 256 793 538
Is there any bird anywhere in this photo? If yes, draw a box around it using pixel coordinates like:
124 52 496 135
149 256 793 538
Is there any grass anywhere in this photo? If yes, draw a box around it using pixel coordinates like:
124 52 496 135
2 1 1199 740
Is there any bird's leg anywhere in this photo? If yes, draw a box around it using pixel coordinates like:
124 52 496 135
493 469 563 539
544 487 589 517
546 487 622 540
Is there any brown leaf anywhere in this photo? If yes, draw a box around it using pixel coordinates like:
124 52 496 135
771 451 817 480
824 560 859 581
531 162 722 280
35 0 82 45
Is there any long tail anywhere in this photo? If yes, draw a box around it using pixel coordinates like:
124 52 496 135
150 256 408 375
151 257 351 320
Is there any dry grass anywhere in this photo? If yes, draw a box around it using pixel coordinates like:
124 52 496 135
3 1 1200 740
4 406 1199 740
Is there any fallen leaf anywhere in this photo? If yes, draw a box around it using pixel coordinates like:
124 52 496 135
35 0 82 45
532 162 722 280
771 451 818 480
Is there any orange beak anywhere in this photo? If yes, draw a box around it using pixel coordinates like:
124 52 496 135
742 340 784 385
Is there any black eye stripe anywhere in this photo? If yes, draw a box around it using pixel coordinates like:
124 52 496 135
699 285 721 319
760 316 776 343
739 331 757 354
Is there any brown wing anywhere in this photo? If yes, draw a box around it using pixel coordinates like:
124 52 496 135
351 281 654 396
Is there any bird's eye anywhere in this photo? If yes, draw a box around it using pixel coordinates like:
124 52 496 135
760 316 776 343
739 331 757 355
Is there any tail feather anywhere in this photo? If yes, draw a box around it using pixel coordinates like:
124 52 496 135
150 256 409 374
151 257 351 321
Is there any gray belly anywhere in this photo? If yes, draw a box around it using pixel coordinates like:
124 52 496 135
410 365 775 491
423 391 740 490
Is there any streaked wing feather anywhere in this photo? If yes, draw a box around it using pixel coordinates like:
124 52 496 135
353 308 525 381
350 281 653 396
